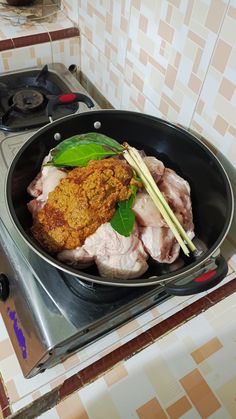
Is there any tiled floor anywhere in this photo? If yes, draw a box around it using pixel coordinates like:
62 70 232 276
40 291 236 418
0 257 235 416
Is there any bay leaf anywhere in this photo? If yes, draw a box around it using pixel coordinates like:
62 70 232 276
110 207 135 237
51 143 117 167
52 132 123 160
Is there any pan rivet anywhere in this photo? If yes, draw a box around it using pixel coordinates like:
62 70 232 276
94 121 101 129
54 133 61 141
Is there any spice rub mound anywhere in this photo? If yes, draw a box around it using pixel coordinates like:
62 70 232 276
31 158 133 253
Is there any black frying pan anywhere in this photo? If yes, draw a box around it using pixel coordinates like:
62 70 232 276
6 110 234 295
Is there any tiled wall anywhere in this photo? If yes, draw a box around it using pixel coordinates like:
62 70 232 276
70 0 236 171
63 0 236 248
0 36 80 72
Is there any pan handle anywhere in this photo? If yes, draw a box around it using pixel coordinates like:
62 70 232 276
47 92 95 120
163 255 228 296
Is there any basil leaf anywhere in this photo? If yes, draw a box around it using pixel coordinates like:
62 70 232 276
110 207 135 237
51 143 117 167
53 132 123 158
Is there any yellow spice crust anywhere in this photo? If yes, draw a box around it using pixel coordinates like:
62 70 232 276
31 158 133 253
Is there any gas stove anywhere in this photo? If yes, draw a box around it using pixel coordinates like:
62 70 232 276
0 64 81 132
0 63 169 378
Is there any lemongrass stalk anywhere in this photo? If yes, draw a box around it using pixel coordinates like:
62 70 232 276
123 150 190 256
126 145 196 252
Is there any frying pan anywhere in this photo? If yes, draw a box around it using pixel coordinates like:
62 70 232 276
6 108 234 295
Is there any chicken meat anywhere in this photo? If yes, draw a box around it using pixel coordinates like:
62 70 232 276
83 223 148 279
158 168 194 233
133 164 194 264
143 156 165 183
27 155 67 216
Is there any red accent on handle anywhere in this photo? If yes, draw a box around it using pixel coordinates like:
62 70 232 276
59 93 77 104
194 270 217 283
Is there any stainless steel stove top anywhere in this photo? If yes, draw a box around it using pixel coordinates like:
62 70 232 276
0 63 168 378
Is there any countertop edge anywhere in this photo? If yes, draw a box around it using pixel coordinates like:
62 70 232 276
0 26 80 52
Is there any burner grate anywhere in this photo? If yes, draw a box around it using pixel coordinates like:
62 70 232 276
0 65 79 132
12 89 45 112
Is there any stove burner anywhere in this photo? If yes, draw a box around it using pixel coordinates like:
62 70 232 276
12 89 45 112
0 65 79 131
63 276 129 303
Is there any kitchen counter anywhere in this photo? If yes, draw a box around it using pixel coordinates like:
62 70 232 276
0 0 80 73
0 238 236 418
0 0 77 43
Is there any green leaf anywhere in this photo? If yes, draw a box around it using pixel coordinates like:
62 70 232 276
110 207 135 237
52 132 123 159
51 143 117 167
110 181 138 236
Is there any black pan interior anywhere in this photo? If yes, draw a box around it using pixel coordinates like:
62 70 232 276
6 110 233 285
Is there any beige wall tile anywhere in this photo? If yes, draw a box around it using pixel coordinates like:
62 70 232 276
56 393 89 419
0 43 52 73
0 338 14 361
104 363 128 387
212 39 232 73
219 77 235 100
144 355 183 405
137 397 168 419
216 376 236 417
205 0 227 33
191 337 223 364
180 369 221 417
4 379 19 403
166 395 192 419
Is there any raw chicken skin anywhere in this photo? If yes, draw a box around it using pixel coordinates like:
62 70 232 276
27 155 67 216
134 166 194 264
57 247 94 266
158 168 194 232
83 223 148 279
140 226 180 264
143 156 165 183
133 191 165 227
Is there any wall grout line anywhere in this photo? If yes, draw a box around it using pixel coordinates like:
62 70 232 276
120 1 133 110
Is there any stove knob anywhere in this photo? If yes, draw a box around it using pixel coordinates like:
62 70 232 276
0 274 9 301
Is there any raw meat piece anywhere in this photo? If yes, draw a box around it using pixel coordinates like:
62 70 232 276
133 191 165 227
140 226 180 264
83 223 148 279
158 168 194 232
134 167 194 264
27 154 67 215
57 247 94 266
143 156 165 183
